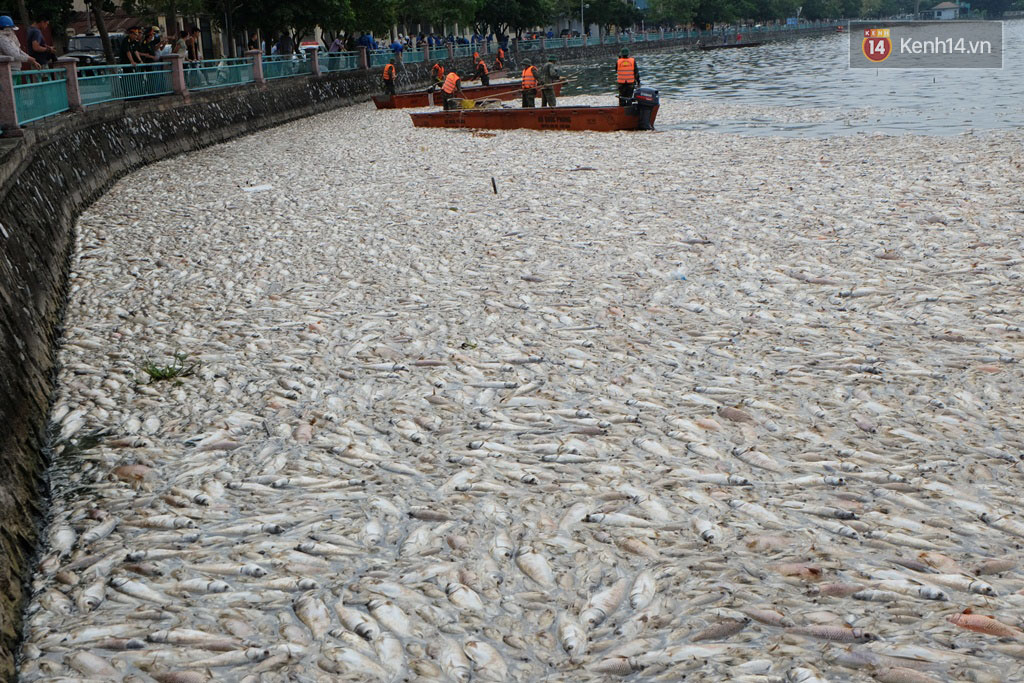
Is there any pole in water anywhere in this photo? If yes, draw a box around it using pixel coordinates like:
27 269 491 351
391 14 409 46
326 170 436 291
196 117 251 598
491 177 498 194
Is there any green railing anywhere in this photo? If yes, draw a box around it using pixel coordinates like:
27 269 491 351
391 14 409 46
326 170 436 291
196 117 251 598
453 44 475 57
185 58 253 91
369 50 392 67
262 55 313 80
519 39 543 51
403 49 425 64
567 37 584 47
77 63 173 107
321 52 359 72
12 69 69 124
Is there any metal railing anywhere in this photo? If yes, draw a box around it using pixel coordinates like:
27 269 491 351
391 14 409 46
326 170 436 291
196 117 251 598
185 58 253 91
567 37 585 47
403 49 425 64
453 44 475 57
77 63 173 107
518 39 543 51
369 50 392 67
262 54 313 80
12 68 69 124
321 51 360 72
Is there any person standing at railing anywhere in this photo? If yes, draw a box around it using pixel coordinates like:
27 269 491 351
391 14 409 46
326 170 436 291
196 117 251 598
27 18 56 70
121 26 144 67
616 48 640 106
0 16 40 71
520 59 538 108
174 30 188 60
382 58 397 97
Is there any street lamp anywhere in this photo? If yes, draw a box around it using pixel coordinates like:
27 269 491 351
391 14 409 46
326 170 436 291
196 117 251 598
581 1 590 36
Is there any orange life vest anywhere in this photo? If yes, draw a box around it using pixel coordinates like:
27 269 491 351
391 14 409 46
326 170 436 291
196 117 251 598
476 60 488 75
616 57 636 84
431 63 444 81
442 72 460 94
383 63 396 80
521 66 538 89
498 47 505 59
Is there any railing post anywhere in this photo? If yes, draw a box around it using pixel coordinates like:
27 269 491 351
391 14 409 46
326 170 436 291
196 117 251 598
446 42 454 60
358 46 369 70
246 49 265 84
563 36 568 48
424 43 430 62
540 36 546 51
57 56 82 112
0 57 21 137
310 48 321 76
161 53 188 100
660 28 665 40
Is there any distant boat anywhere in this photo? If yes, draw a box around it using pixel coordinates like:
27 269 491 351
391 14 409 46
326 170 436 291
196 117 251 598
409 104 659 132
699 41 765 50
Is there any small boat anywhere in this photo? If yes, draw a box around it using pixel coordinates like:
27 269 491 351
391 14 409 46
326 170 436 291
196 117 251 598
373 77 551 110
409 103 658 132
699 41 764 50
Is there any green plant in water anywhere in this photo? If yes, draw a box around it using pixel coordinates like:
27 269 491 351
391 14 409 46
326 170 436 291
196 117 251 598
141 352 197 382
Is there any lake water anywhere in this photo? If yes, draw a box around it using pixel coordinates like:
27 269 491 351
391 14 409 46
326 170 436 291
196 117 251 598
563 20 1024 136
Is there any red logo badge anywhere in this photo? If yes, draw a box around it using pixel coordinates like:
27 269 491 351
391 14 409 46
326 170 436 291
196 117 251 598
862 28 892 63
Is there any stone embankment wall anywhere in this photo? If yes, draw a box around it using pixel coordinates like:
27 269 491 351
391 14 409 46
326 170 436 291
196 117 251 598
0 25 836 679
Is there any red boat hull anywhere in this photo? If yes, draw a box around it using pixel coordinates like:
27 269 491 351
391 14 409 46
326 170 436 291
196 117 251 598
374 77 555 110
409 104 658 132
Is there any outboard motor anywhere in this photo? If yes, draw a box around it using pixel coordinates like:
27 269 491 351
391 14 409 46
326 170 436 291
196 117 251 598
632 87 660 131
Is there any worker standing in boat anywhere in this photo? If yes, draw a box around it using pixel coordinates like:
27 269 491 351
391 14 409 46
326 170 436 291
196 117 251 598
520 59 539 108
494 46 505 70
616 48 640 106
474 54 490 86
430 62 444 90
539 56 559 108
382 58 398 97
441 70 464 109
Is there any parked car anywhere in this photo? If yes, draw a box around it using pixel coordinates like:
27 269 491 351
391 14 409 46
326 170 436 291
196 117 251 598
65 33 126 66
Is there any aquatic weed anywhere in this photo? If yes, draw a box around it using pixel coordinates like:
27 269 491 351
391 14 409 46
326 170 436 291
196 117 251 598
141 352 197 383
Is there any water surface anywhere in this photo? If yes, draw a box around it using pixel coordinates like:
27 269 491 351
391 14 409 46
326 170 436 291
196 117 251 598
563 21 1023 136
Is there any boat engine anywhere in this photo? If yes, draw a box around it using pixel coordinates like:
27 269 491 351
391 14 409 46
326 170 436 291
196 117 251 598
632 87 660 131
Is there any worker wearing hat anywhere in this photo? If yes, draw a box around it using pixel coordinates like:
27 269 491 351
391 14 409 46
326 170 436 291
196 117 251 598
616 47 640 106
0 15 41 71
520 58 539 108
539 55 559 108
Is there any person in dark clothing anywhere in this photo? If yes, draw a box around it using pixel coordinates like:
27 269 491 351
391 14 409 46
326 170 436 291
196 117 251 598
276 32 293 55
27 18 55 68
121 26 144 66
616 48 640 106
539 55 559 107
474 55 489 86
520 58 539 108
382 57 397 96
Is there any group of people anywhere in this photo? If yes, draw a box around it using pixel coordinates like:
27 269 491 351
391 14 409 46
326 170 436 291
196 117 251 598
0 16 56 72
383 47 640 111
121 26 203 67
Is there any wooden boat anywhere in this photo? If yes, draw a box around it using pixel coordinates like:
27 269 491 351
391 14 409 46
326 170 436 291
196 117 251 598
373 77 554 110
409 103 658 132
699 41 764 50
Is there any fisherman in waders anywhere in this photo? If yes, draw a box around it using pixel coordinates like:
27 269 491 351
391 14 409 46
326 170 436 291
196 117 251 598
441 70 464 109
521 58 539 108
539 55 559 108
382 58 397 97
616 48 640 106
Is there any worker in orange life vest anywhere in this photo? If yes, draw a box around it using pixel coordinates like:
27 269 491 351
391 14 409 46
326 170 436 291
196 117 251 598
440 70 463 109
520 58 539 108
494 46 505 70
616 48 640 106
474 54 490 86
382 58 397 96
430 62 444 90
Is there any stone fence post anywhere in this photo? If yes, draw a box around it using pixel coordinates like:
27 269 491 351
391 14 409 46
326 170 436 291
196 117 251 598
0 57 21 137
424 43 431 62
310 48 321 76
246 50 265 84
540 36 546 50
57 56 82 112
160 53 188 100
446 43 454 60
358 46 369 70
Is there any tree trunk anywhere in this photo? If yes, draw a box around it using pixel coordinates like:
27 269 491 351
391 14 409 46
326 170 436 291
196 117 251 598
224 8 235 57
90 0 114 64
15 0 29 30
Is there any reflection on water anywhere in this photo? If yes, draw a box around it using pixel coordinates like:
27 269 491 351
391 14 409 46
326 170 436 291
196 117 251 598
562 21 1023 136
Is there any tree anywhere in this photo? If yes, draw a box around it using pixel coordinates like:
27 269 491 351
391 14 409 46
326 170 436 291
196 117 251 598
475 0 553 37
